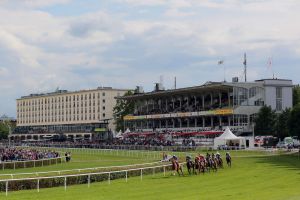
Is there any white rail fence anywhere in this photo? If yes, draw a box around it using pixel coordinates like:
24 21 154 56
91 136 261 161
0 163 177 196
0 161 163 179
0 157 63 170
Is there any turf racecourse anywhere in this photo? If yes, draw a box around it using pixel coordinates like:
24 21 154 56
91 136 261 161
1 150 300 200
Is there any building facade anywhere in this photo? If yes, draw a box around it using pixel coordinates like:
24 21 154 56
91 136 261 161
11 87 129 141
121 79 293 135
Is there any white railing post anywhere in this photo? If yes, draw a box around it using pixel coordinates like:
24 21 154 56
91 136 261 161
140 169 143 181
13 162 15 170
34 160 36 168
5 181 8 196
88 174 90 188
125 171 128 182
37 179 40 193
153 168 155 176
64 177 67 191
164 166 166 176
108 173 111 184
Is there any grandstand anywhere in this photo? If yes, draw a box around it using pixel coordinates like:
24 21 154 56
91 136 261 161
119 78 293 145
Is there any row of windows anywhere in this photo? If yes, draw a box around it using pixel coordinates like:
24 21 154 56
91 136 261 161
17 92 110 107
18 106 106 113
18 99 106 109
18 113 106 124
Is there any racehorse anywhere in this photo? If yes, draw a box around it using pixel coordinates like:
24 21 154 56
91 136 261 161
210 154 218 172
226 153 232 167
171 157 184 176
216 154 223 168
186 156 195 175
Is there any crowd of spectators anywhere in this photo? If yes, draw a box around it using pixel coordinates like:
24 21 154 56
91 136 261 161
0 148 60 162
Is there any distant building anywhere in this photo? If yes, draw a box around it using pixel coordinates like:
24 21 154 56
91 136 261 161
120 79 293 136
11 87 130 141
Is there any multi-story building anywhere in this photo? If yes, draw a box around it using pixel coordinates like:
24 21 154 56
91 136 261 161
11 87 129 141
120 79 293 135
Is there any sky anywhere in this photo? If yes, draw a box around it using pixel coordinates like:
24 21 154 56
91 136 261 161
0 0 300 118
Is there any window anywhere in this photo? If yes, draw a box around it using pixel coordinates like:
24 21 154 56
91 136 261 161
102 106 105 110
276 87 282 98
102 99 105 103
276 87 283 111
102 113 106 118
102 92 105 97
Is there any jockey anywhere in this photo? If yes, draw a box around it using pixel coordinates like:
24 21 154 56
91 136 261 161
216 151 221 159
199 154 205 161
226 152 231 159
173 155 178 160
186 155 192 161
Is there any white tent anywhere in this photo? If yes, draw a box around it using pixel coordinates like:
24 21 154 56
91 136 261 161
114 130 123 139
124 128 131 134
214 127 246 149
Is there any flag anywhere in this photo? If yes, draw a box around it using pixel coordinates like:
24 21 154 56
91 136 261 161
218 60 224 65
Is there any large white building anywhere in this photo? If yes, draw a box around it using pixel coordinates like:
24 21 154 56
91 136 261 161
11 87 129 141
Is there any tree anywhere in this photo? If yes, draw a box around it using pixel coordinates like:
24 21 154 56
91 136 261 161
276 108 291 139
288 104 300 138
0 120 14 139
113 91 135 132
292 85 300 106
254 106 277 136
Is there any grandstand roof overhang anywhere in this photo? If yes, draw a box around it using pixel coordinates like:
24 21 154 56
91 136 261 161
118 82 233 100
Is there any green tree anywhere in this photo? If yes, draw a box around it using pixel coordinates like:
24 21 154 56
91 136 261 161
288 104 300 138
113 91 135 132
276 108 291 139
254 106 277 136
292 85 300 106
0 120 14 139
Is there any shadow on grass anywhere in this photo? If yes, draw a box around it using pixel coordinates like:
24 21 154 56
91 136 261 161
253 153 300 173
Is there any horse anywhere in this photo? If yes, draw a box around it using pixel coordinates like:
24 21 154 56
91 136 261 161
216 154 223 168
171 157 184 176
209 153 218 172
186 156 195 175
199 158 206 174
226 153 232 167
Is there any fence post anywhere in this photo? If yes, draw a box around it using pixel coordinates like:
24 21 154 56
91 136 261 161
125 171 128 182
153 168 155 176
164 166 166 176
13 162 15 170
108 173 111 184
5 181 8 196
140 169 143 181
24 161 26 168
88 174 91 188
42 160 44 167
64 177 67 191
37 179 40 193
34 160 36 168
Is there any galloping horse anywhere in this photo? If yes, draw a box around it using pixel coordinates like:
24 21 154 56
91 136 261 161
171 156 184 176
210 153 218 172
226 152 232 167
216 153 223 168
186 156 195 175
199 155 206 174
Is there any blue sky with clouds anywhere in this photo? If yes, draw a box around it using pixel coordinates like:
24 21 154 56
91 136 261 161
0 0 299 117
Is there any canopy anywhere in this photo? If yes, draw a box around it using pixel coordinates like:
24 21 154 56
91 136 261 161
115 130 123 138
214 127 246 149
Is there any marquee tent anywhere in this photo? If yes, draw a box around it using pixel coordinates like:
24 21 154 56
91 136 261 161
214 127 246 149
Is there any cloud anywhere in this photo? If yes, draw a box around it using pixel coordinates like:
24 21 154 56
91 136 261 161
0 0 300 117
